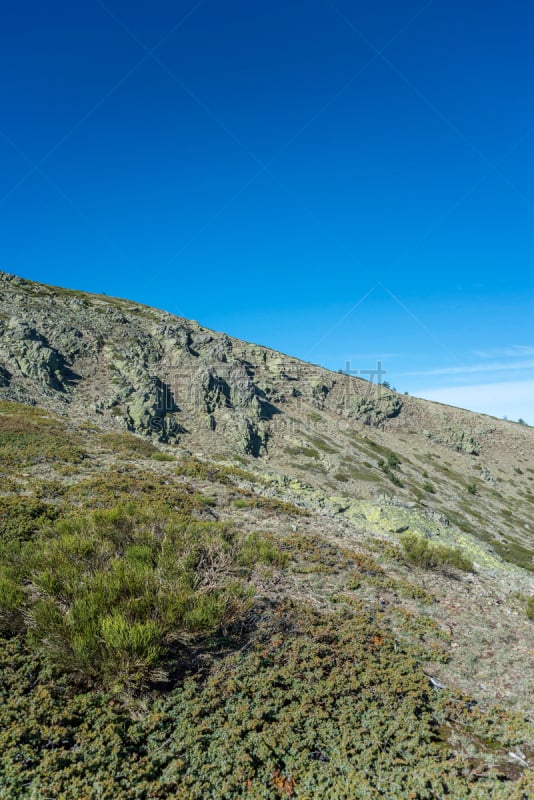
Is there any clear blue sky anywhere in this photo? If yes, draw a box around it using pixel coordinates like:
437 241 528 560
1 1 533 422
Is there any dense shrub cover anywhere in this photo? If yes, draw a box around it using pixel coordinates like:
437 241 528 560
0 401 86 466
0 505 278 690
0 605 532 798
0 495 60 540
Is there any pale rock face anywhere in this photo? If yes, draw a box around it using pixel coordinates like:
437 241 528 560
0 273 271 453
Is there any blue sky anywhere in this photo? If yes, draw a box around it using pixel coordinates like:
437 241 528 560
1 1 533 422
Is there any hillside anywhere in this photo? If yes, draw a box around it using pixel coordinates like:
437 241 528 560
0 271 533 798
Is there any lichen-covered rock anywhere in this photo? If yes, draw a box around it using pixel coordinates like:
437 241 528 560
424 425 480 455
0 364 10 386
2 317 68 390
346 390 403 426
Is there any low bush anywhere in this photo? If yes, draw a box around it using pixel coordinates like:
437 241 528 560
0 496 60 540
0 505 284 690
0 402 86 466
386 450 401 469
400 532 473 573
176 456 257 485
378 458 404 487
237 533 290 568
233 498 249 509
232 492 309 517
64 469 206 513
0 604 531 798
152 451 176 462
99 432 158 458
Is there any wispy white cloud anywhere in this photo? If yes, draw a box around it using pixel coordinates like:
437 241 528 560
416 379 533 423
399 359 534 378
471 345 534 359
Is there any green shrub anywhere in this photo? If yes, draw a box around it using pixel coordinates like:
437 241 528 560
233 498 249 509
0 402 86 466
286 445 320 460
386 450 401 469
0 575 25 632
526 597 534 621
467 482 478 495
0 505 283 690
377 458 404 487
64 469 208 513
0 604 531 798
99 432 158 458
232 493 308 517
152 451 176 462
423 481 435 493
0 496 60 540
334 471 349 482
400 532 473 573
309 437 339 454
176 457 257 485
238 533 289 568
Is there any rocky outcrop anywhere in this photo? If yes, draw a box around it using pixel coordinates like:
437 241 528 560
0 316 71 390
346 390 403 427
0 364 10 387
0 272 278 453
424 425 480 455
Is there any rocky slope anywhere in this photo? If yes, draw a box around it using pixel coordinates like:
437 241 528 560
1 271 533 682
1 271 534 794
1 269 533 575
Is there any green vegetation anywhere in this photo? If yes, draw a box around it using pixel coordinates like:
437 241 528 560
0 495 60 540
63 468 210 513
308 436 339 454
0 400 86 466
386 450 401 469
347 468 382 484
0 505 284 691
378 457 404 487
0 381 533 795
286 445 320 460
400 532 474 573
237 533 290 568
233 498 249 509
232 492 309 517
467 482 478 495
0 604 531 798
176 456 258 485
334 471 349 482
152 451 176 462
99 431 158 458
